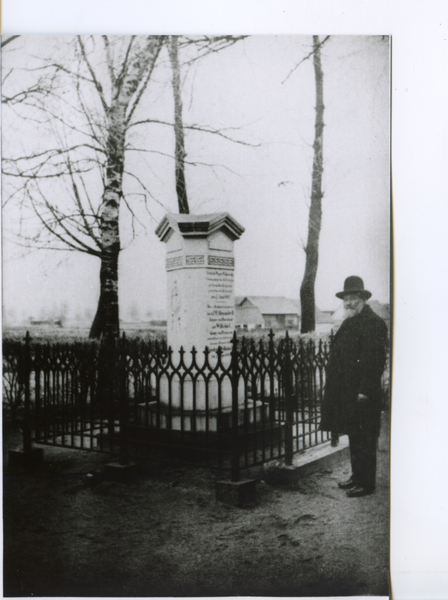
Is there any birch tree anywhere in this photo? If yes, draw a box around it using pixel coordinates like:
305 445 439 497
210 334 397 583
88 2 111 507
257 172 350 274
3 35 250 341
3 35 166 341
168 35 189 214
87 35 165 340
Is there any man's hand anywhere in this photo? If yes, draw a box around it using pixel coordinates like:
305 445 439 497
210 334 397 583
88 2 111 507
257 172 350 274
357 393 369 401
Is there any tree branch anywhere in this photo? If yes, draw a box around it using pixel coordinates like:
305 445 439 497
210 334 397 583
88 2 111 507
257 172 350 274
77 36 109 112
282 36 330 84
125 36 165 126
1 35 20 48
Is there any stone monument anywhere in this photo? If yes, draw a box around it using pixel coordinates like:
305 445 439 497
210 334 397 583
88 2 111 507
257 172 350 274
137 212 254 432
155 213 245 357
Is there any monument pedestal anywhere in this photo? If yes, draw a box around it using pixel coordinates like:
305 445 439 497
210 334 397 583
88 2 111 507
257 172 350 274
155 212 245 418
138 398 270 432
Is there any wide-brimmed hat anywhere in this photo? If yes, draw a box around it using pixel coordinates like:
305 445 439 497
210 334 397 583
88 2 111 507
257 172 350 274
336 276 372 300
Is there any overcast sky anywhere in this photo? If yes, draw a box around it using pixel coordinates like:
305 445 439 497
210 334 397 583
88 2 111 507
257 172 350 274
2 34 389 322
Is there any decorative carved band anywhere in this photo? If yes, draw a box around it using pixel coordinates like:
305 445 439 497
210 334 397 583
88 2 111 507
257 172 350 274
166 256 183 270
186 255 205 265
167 254 234 270
208 255 234 267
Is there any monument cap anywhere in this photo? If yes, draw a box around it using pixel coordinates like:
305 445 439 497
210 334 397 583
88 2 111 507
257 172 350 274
156 212 245 242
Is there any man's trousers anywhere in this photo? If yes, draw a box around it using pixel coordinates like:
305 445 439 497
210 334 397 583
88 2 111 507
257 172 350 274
348 431 377 491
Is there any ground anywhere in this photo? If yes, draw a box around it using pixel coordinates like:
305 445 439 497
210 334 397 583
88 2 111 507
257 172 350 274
3 415 390 598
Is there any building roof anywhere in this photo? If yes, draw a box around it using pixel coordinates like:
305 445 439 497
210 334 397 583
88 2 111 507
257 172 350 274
237 296 300 316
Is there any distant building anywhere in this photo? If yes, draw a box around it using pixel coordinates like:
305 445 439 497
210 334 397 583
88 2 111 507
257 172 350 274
235 296 300 330
315 307 335 334
29 319 63 328
332 300 391 332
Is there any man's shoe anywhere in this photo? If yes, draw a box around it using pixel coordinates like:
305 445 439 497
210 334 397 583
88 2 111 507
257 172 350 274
346 485 375 498
338 478 356 490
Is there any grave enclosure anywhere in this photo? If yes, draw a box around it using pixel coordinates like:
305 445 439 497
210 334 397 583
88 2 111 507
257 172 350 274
5 212 335 480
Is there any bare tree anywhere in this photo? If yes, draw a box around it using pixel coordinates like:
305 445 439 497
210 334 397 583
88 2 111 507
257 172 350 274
168 35 189 214
87 35 165 340
283 35 329 333
3 36 165 341
300 35 327 333
3 34 255 355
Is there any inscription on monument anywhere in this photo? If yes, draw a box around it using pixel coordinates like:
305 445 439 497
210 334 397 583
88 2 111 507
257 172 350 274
206 268 234 354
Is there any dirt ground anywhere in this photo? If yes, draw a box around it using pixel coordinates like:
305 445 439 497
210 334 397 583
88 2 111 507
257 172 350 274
3 415 390 598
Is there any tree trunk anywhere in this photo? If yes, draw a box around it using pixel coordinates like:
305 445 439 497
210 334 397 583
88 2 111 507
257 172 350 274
89 36 164 340
89 103 123 340
300 35 325 334
168 36 189 214
89 252 120 339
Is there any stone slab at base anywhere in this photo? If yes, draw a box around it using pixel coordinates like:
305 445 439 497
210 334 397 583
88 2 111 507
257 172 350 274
104 461 141 481
262 436 350 484
139 399 269 432
9 448 44 470
215 479 256 507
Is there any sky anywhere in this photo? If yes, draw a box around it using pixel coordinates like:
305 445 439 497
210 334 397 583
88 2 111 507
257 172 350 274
2 34 390 323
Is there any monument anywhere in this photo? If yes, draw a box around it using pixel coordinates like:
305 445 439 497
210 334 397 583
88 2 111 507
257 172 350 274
155 213 244 357
137 212 270 433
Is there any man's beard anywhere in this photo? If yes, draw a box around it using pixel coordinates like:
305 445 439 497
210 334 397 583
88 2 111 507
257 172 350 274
343 303 365 321
343 308 357 320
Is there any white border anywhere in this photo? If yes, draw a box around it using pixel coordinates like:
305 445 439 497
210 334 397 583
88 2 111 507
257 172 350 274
3 1 448 598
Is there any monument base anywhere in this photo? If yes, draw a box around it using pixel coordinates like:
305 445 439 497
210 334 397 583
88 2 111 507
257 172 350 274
138 399 270 432
104 461 141 481
215 479 256 507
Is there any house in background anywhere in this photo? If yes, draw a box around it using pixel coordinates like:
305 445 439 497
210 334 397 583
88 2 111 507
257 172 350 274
332 300 391 332
315 307 335 334
235 296 300 330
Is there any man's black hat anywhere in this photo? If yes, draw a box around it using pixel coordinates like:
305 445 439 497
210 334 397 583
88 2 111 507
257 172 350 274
336 276 372 300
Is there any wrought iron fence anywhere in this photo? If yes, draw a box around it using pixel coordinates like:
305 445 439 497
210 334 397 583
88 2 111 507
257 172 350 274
2 330 392 480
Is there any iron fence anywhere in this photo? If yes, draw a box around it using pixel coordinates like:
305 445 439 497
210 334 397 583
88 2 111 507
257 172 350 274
2 330 391 479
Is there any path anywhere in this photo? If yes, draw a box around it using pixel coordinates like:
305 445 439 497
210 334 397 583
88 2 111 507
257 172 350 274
3 414 390 597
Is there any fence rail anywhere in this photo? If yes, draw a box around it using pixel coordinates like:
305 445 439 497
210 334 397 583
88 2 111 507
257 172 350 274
3 330 389 478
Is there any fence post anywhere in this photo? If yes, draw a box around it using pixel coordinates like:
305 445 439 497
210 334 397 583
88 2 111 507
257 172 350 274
119 332 129 466
230 331 240 482
268 329 275 422
283 331 293 466
22 331 32 456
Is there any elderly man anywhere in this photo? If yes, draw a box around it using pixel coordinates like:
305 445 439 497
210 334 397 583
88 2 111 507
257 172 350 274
320 276 388 497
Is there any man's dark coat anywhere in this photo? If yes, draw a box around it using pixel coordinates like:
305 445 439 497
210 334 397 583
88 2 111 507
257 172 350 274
320 304 388 437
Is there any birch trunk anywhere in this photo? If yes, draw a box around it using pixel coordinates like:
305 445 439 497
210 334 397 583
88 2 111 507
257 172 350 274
300 35 325 334
168 36 189 214
89 36 164 340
